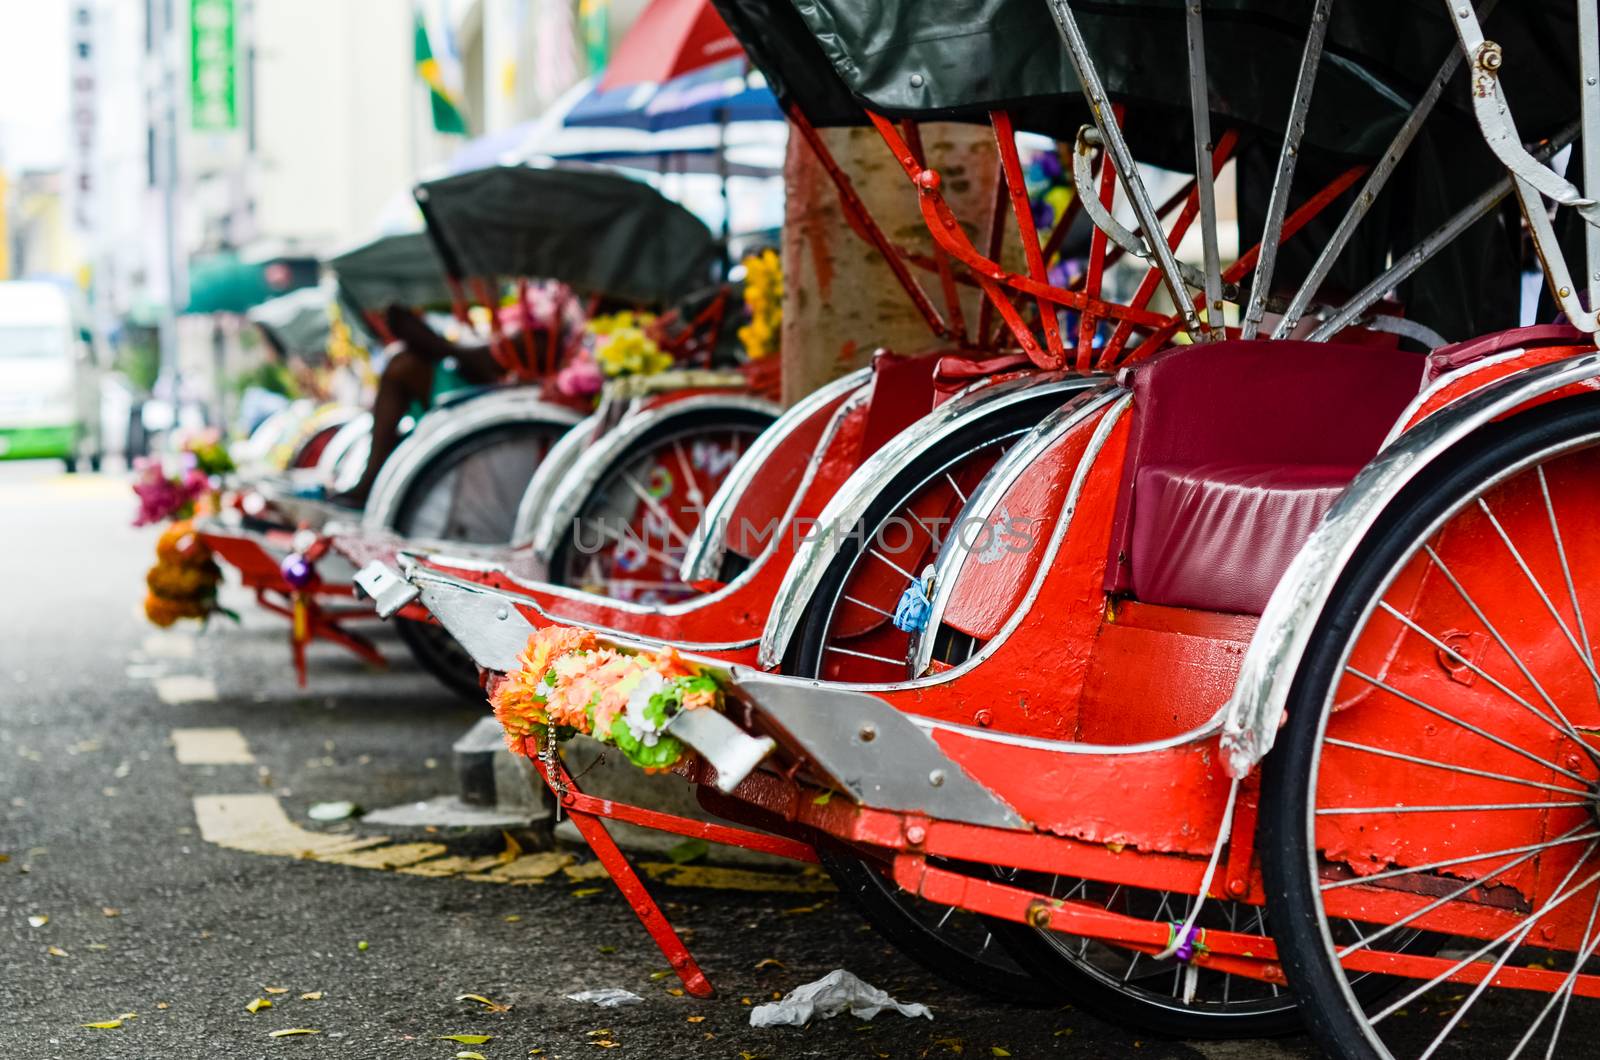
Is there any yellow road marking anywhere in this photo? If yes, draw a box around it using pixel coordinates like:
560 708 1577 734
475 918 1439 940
192 794 388 858
172 727 254 765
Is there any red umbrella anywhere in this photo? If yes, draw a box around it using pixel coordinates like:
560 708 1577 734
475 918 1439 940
597 0 744 91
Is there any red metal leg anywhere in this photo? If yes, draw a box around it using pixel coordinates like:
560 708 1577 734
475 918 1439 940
537 759 715 998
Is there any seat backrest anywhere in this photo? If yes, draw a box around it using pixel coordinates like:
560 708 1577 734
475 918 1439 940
1105 339 1427 593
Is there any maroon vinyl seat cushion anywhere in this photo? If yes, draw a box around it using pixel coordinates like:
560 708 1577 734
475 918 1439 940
1130 462 1358 615
1109 339 1427 615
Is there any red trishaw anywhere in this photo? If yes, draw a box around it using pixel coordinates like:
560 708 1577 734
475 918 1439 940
372 1 1600 1055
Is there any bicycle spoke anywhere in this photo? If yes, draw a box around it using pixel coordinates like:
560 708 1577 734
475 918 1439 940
1377 598 1584 752
1337 821 1592 957
1323 736 1586 797
1419 545 1599 758
1346 665 1590 785
1538 465 1599 692
868 546 917 582
944 473 968 506
824 644 906 667
621 471 691 547
672 439 705 511
1321 829 1600 892
1408 847 1600 1057
1506 885 1600 1059
1478 496 1600 704
1319 800 1590 816
1371 850 1600 1025
843 594 895 620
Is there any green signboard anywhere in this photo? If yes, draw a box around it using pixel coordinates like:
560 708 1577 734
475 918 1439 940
190 0 237 131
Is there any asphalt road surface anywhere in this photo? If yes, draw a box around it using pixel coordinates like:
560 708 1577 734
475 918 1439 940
0 461 1318 1060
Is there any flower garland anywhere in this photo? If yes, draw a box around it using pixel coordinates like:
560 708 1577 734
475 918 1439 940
738 249 781 361
144 520 231 627
556 311 675 399
489 626 723 770
131 455 214 526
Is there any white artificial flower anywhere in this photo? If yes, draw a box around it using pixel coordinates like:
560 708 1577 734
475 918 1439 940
623 670 669 747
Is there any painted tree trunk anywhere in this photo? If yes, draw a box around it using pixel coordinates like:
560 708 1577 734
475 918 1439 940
778 124 1011 405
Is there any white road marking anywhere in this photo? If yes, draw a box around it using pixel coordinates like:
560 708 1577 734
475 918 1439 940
192 794 388 858
154 674 217 704
171 727 254 765
141 633 196 660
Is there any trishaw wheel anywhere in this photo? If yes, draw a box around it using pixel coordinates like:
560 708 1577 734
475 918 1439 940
392 420 569 701
1262 398 1600 1059
989 882 1305 1038
545 412 771 604
816 843 1058 1007
787 392 1066 1005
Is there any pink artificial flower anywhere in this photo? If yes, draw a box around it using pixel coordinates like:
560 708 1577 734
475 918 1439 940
557 356 603 398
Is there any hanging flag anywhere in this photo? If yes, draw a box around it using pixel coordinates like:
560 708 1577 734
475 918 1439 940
414 8 468 135
579 0 611 76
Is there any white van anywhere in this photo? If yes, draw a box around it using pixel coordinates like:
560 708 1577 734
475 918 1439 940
0 281 103 472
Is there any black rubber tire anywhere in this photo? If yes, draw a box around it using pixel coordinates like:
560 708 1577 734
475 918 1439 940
391 419 569 701
784 386 1071 677
786 386 1072 1008
817 843 1059 1007
544 408 775 591
1260 396 1600 1060
989 903 1306 1038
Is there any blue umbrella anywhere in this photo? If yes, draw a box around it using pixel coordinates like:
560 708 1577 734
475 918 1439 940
564 59 780 132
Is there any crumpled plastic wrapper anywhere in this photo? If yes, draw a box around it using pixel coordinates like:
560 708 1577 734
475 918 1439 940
566 988 644 1007
749 969 933 1027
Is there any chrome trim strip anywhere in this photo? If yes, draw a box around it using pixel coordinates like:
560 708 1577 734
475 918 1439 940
911 384 1121 674
399 558 760 652
1379 345 1544 452
755 374 1092 669
510 412 600 548
361 388 584 532
1221 351 1600 776
313 412 373 486
527 393 782 564
681 369 870 584
416 385 869 622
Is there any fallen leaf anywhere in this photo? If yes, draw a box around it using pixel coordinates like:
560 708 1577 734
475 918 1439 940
992 1049 1011 1057
267 1029 321 1037
933 1039 964 1053
597 945 616 954
27 914 48 928
499 830 524 862
356 940 369 951
246 998 272 1014
156 1002 170 1010
264 987 289 994
753 957 786 972
668 988 685 997
48 946 68 957
300 992 323 1001
456 994 511 1013
686 1016 706 1023
592 1042 619 1049
812 791 832 806
457 1054 488 1060
87 943 108 951
649 970 673 981
504 915 523 923
101 907 120 918
572 887 603 898
587 1029 612 1036
439 1034 493 1045
1053 1028 1074 1037
81 1020 123 1030
118 1012 137 1020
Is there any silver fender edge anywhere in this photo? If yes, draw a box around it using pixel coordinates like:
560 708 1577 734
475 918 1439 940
757 373 1096 670
1221 350 1600 778
680 368 871 585
527 393 782 565
361 388 584 533
379 560 1017 816
509 411 601 549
